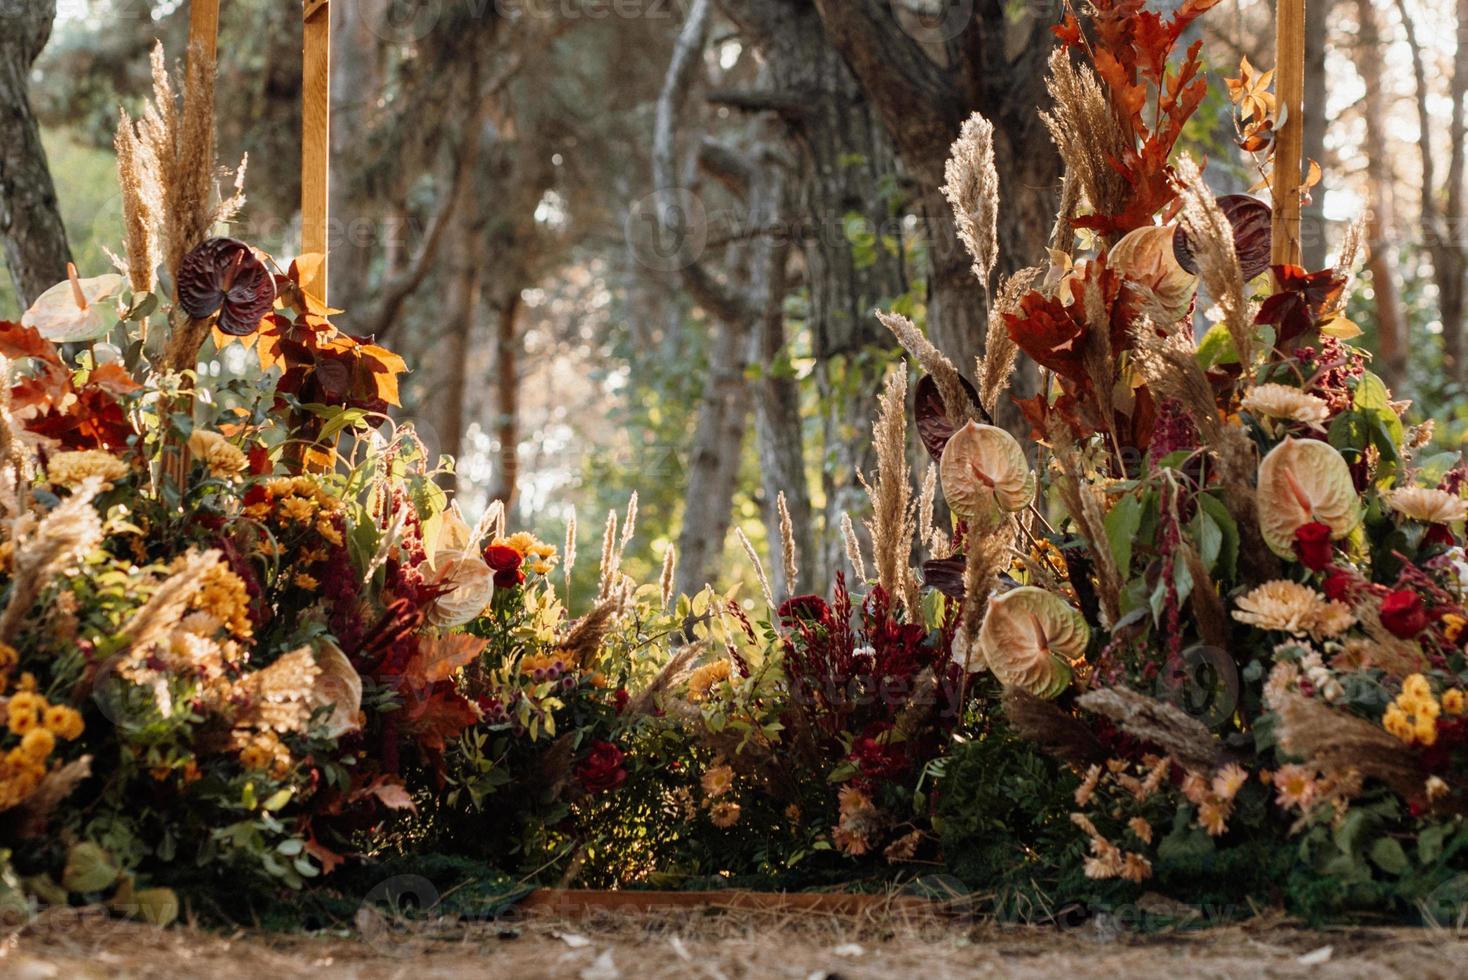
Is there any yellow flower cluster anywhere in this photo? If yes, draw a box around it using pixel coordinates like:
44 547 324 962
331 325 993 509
191 561 255 641
235 730 292 779
1382 674 1463 747
2 687 84 809
247 476 344 547
0 642 17 694
188 429 249 479
46 449 129 490
687 660 731 703
494 532 558 575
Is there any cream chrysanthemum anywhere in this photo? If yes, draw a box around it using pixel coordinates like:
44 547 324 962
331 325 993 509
1233 580 1355 638
1386 486 1468 525
46 449 129 489
1241 383 1329 424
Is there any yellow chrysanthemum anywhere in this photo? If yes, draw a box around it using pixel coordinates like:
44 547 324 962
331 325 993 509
187 429 249 479
46 449 129 489
687 660 732 703
19 727 54 762
1233 581 1354 638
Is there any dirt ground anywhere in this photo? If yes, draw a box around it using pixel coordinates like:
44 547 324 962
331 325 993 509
6 903 1468 979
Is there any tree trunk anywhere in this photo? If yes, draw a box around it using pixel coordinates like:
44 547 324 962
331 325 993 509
0 0 71 306
1443 0 1468 384
488 291 522 511
1354 0 1405 392
1301 0 1331 269
329 0 387 306
717 0 907 590
809 0 1058 407
438 218 481 499
675 316 755 596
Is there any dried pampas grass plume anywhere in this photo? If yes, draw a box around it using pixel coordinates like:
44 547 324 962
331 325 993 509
563 506 578 595
0 478 107 644
119 550 221 653
776 491 798 597
561 597 620 668
1173 155 1252 366
1041 49 1130 226
660 543 676 609
876 311 979 430
943 112 1000 290
979 266 1042 415
1003 688 1106 766
841 512 869 583
1273 693 1427 802
1076 687 1220 772
863 366 916 607
735 526 778 611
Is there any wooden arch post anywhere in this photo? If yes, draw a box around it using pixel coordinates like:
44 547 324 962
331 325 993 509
188 0 331 303
301 0 331 303
1271 0 1305 268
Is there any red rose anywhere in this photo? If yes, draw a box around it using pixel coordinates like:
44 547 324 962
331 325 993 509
483 544 525 589
1292 521 1334 572
1380 589 1429 639
1322 568 1358 604
575 741 626 795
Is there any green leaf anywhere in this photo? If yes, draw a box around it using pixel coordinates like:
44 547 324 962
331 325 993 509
1369 836 1411 876
1196 493 1239 580
62 842 120 894
1196 323 1239 369
1104 492 1144 579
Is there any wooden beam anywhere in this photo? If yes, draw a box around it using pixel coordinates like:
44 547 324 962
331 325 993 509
187 0 219 68
1271 0 1306 268
301 0 331 302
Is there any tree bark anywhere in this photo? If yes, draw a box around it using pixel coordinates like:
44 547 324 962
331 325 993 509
1354 0 1405 392
0 0 71 306
810 0 1059 368
487 291 522 510
1443 0 1468 384
1301 0 1331 269
438 215 482 500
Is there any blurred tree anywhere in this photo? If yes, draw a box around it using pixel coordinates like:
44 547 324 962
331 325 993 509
0 0 72 304
1355 0 1405 392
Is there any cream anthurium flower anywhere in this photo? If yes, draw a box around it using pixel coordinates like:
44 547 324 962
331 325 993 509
425 505 494 627
1387 486 1468 525
309 640 363 738
1256 437 1362 558
939 421 1035 530
21 263 125 343
1108 223 1197 322
976 586 1089 699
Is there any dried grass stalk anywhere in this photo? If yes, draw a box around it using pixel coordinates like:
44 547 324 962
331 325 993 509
1173 155 1253 366
735 527 778 611
955 530 1009 667
863 367 916 608
119 550 221 653
1076 687 1220 772
776 491 798 597
943 112 1000 289
876 311 979 429
841 512 869 583
0 479 107 644
624 642 703 717
561 597 620 668
563 506 578 595
1273 693 1427 801
659 544 676 609
1041 49 1131 226
597 508 619 599
1003 688 1106 765
978 266 1042 415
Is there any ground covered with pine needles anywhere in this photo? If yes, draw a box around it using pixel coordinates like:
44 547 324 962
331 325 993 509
7 905 1468 979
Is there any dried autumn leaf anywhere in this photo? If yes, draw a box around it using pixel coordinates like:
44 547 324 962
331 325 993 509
22 264 124 343
1257 437 1362 558
939 421 1034 529
975 586 1089 699
310 640 363 738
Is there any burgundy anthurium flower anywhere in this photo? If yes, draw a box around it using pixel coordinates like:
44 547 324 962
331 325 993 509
176 237 276 336
1173 194 1272 282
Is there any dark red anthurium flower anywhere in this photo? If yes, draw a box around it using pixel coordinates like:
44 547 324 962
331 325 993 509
176 237 276 336
1380 589 1429 639
1173 194 1272 282
1293 521 1334 572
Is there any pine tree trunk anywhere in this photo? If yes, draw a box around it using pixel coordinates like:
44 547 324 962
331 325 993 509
1354 0 1405 392
1442 0 1468 384
0 0 71 306
438 220 481 499
488 291 522 511
1301 0 1331 270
